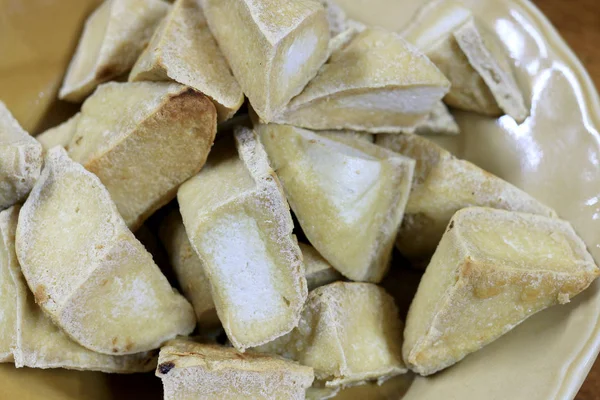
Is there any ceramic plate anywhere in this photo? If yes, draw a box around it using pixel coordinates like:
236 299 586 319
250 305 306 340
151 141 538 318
0 0 599 399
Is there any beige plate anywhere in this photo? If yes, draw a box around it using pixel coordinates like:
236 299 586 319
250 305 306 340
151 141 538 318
1 0 599 399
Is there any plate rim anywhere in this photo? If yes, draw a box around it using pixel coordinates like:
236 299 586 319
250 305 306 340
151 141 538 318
482 1 600 398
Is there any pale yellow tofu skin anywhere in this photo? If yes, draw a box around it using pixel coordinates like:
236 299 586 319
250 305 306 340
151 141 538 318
36 113 81 152
68 81 217 231
0 206 157 372
403 207 600 376
376 133 556 265
0 102 42 211
255 282 407 387
299 243 343 291
177 128 307 351
15 148 195 356
159 210 220 331
405 101 459 136
0 207 19 362
159 214 339 331
319 130 374 143
156 339 314 400
129 0 244 122
402 0 527 121
273 28 450 133
258 124 415 282
200 0 330 121
59 0 170 102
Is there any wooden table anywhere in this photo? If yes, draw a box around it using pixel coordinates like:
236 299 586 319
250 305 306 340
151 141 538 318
531 1 600 398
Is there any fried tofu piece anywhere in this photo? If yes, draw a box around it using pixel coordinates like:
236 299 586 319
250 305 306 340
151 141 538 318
319 130 374 143
15 148 195 355
402 0 527 121
318 0 350 38
36 113 80 151
156 339 314 400
0 206 157 372
0 207 18 362
0 102 42 211
59 0 170 102
408 101 459 136
299 243 343 291
273 28 450 133
376 133 556 265
160 213 341 329
159 210 220 330
255 282 406 387
129 0 244 122
200 0 329 121
67 81 217 231
178 128 307 351
403 207 599 375
258 124 414 282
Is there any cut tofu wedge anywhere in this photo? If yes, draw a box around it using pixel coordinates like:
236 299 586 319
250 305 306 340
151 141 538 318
1 206 157 372
200 0 329 122
319 130 374 143
59 0 170 102
15 148 195 355
159 210 220 331
129 0 244 122
156 339 314 400
36 113 80 151
178 128 307 351
319 0 349 37
299 243 343 291
408 101 459 136
159 212 338 331
255 282 406 387
258 124 415 282
0 102 43 211
0 207 19 362
376 133 556 265
403 207 599 376
68 81 217 231
402 0 527 122
273 28 450 133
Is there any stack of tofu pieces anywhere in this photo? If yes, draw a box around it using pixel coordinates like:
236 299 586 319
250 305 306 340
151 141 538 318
1 0 598 399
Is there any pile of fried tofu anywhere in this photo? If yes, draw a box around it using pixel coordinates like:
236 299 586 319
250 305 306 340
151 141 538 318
1 0 597 399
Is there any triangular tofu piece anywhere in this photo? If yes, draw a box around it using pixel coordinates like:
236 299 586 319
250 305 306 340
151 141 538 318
319 130 373 143
257 124 415 282
402 0 527 122
59 0 170 102
408 101 459 135
0 207 19 362
156 339 314 400
0 206 157 372
0 102 42 211
319 0 351 38
36 113 80 152
299 243 343 291
15 148 195 355
129 0 244 122
177 128 307 351
67 81 217 231
255 282 407 387
159 212 341 330
200 0 330 121
403 207 599 375
159 210 220 331
376 133 556 265
273 28 450 133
